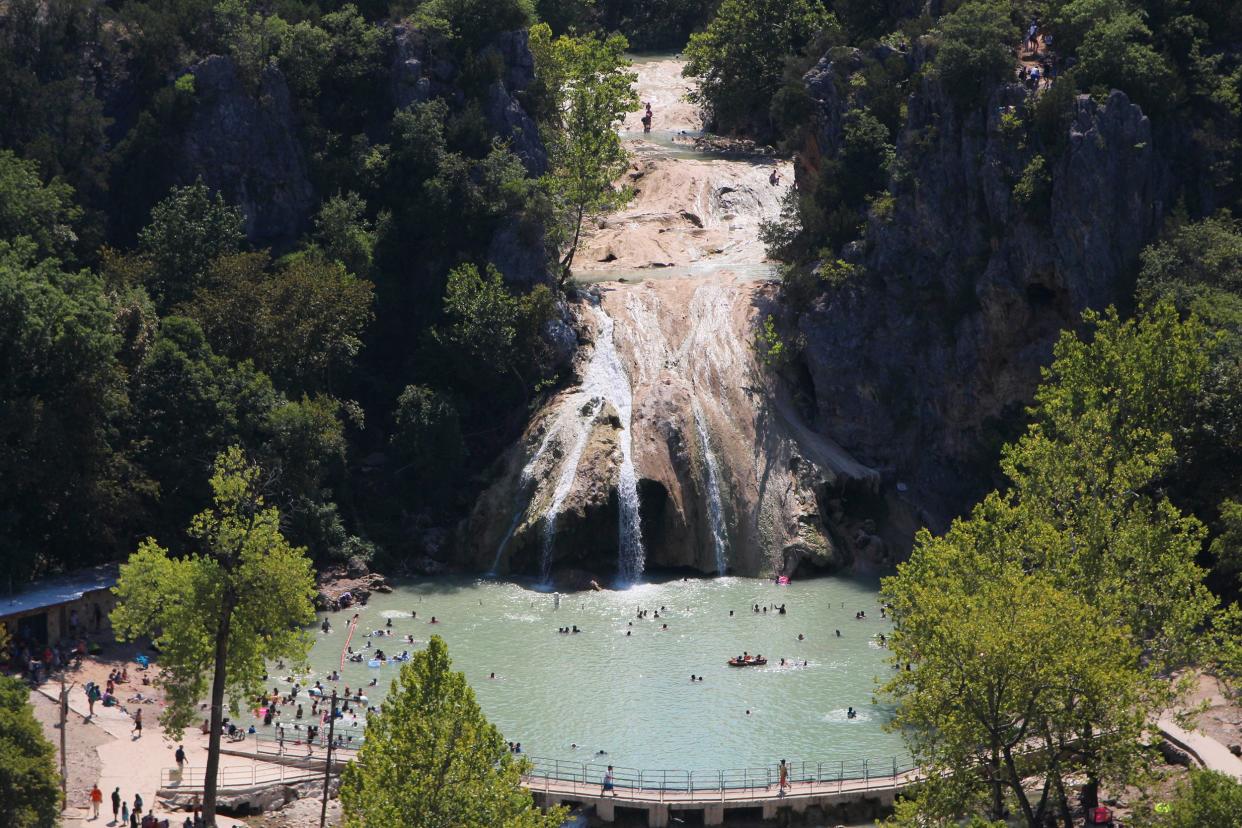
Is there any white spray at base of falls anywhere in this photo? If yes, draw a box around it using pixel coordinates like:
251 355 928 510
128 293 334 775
693 402 729 575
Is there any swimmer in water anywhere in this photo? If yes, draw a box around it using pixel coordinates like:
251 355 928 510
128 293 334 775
798 633 804 641
489 672 496 679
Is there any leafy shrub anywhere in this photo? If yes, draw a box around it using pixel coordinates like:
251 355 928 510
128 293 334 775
931 0 1020 107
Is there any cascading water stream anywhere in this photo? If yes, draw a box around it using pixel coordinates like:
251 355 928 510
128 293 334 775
584 302 645 585
538 399 598 584
511 298 645 586
489 414 570 575
693 403 729 575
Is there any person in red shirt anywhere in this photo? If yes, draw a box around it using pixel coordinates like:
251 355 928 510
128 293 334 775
90 785 103 819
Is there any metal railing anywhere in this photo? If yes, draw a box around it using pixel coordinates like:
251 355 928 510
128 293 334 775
518 755 919 801
159 762 320 790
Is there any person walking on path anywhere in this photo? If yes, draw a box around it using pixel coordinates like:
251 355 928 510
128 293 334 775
132 792 143 822
121 801 129 826
111 787 122 821
601 765 616 797
132 708 142 738
175 744 186 771
90 785 103 819
778 759 789 794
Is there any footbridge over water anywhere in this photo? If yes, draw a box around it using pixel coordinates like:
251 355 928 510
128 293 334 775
522 755 920 827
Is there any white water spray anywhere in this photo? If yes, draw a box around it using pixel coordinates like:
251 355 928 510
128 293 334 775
693 403 729 575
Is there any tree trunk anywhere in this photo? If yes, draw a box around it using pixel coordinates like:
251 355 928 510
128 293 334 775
1080 724 1100 811
559 204 586 285
203 590 237 827
988 749 1004 821
1001 745 1038 828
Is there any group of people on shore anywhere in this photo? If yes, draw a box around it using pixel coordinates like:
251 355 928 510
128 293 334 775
88 784 167 828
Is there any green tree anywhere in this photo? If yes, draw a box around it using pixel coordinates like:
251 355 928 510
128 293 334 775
0 674 60 828
111 446 317 827
137 181 245 309
1142 768 1242 827
313 191 377 277
0 150 82 262
530 24 637 282
0 241 142 586
130 317 278 533
886 513 1152 827
1073 9 1177 114
392 384 466 490
882 302 1220 825
260 394 364 562
432 263 557 398
683 0 839 134
339 636 566 828
414 0 536 49
931 0 1020 107
180 252 374 394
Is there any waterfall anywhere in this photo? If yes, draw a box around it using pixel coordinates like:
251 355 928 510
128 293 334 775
694 403 729 575
523 298 644 586
584 302 645 585
489 415 571 575
538 399 597 584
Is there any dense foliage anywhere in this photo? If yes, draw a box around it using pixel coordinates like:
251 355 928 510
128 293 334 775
0 673 60 828
0 0 592 579
111 446 317 825
883 303 1222 825
340 635 567 827
684 0 840 135
530 23 637 280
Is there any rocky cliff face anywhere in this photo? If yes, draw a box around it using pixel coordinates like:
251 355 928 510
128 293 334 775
135 27 547 257
179 56 316 247
461 279 904 584
794 49 1171 531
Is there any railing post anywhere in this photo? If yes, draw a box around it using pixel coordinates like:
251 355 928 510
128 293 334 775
718 770 723 801
864 759 870 790
838 760 843 793
893 756 897 780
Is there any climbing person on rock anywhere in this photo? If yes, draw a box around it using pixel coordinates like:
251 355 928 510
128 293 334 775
641 102 652 133
769 169 781 186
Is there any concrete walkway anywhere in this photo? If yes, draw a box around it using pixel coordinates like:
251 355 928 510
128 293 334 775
1157 717 1242 781
38 683 263 827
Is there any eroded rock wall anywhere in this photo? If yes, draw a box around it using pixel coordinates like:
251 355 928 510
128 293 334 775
795 52 1171 532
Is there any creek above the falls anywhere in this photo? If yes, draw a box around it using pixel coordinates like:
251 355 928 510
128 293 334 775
263 576 907 771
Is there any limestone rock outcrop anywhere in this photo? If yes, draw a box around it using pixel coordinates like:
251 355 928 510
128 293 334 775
179 56 316 247
461 280 898 581
794 48 1172 531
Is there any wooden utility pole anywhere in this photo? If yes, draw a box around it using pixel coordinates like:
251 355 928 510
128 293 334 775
59 676 68 803
320 690 337 828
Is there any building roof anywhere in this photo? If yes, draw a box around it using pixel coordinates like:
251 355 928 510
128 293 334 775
0 565 119 618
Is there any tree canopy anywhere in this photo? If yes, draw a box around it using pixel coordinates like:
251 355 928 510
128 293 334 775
340 635 566 828
530 24 637 281
684 0 840 135
883 301 1220 825
111 446 317 825
0 674 60 828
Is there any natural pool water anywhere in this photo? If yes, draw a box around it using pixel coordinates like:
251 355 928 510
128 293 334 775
264 576 907 773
